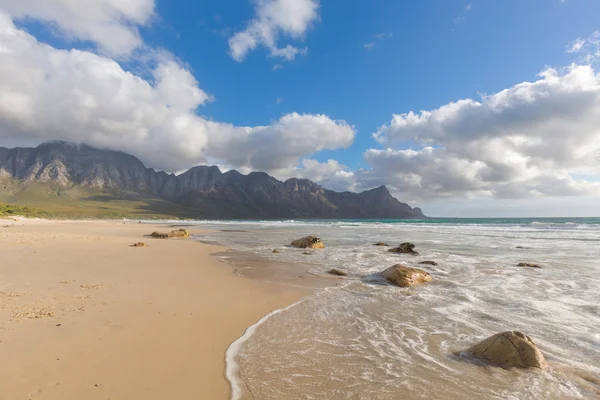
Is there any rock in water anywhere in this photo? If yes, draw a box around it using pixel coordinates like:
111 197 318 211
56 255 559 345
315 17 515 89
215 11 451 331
328 268 348 276
290 236 325 249
517 262 542 269
419 260 438 266
380 264 432 287
388 242 419 255
372 242 389 246
467 331 547 369
272 249 280 253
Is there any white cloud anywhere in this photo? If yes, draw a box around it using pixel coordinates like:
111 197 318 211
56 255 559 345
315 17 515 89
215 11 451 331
0 12 354 173
287 159 356 192
567 37 586 53
0 0 155 56
228 0 319 62
364 32 392 50
452 3 472 25
270 44 307 61
565 31 600 65
368 64 600 200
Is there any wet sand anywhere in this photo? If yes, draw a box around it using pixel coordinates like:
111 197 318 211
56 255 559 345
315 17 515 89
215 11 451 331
0 219 309 399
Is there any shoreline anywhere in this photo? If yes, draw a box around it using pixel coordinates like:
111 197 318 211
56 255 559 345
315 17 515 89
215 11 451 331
0 218 312 399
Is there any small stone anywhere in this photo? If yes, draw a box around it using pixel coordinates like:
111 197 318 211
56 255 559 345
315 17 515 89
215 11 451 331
131 242 146 247
272 249 280 253
372 242 389 246
419 260 438 266
56 323 62 327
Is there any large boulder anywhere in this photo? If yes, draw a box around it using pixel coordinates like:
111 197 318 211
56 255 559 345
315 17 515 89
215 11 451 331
380 264 432 287
467 331 547 369
388 242 419 255
290 236 325 249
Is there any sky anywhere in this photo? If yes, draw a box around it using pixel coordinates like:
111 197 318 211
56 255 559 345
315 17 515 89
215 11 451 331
0 0 600 217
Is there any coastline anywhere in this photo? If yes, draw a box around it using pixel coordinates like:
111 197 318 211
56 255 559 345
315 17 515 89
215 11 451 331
0 218 310 399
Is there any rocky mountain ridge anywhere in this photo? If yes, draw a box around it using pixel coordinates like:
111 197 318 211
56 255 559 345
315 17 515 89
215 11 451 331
0 141 425 219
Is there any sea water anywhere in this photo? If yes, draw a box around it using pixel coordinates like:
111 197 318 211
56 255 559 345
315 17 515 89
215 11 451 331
190 218 600 399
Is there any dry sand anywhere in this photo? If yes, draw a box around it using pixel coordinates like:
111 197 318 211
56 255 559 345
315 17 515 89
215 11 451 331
0 219 309 399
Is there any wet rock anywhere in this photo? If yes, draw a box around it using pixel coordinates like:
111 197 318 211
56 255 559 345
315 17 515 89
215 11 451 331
291 236 325 249
302 251 312 255
388 242 419 255
517 262 542 269
380 264 432 287
328 268 348 276
419 260 438 266
516 246 525 249
131 242 146 247
272 249 280 253
466 331 547 369
372 242 389 246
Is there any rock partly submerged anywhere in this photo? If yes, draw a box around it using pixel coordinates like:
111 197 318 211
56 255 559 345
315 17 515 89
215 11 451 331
328 268 348 276
419 260 438 266
380 264 432 287
465 331 547 370
388 242 419 255
373 242 389 247
291 236 325 249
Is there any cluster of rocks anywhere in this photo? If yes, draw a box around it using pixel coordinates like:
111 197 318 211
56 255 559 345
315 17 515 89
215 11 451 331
149 229 190 239
284 235 549 372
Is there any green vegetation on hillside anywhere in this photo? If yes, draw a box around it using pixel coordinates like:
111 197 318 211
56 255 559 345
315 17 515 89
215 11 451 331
0 202 52 218
0 182 194 219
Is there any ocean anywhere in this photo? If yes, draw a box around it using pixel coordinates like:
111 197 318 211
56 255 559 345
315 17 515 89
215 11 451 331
187 218 600 399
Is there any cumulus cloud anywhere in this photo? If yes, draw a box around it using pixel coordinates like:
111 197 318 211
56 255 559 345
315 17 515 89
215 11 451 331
0 12 354 173
367 64 600 199
228 0 319 62
0 0 155 56
285 159 356 192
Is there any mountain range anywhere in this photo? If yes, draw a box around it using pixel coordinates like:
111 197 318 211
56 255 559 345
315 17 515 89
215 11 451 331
0 141 425 219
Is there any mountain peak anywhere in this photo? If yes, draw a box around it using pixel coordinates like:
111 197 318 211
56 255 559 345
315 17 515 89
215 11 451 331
0 142 425 219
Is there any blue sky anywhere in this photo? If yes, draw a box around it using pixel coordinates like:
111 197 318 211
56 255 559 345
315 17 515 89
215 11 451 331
1 0 600 216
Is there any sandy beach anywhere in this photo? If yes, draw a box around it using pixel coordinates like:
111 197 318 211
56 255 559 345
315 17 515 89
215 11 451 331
0 219 309 399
